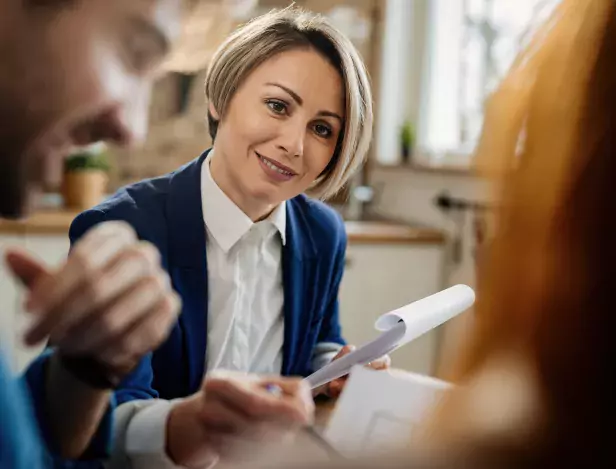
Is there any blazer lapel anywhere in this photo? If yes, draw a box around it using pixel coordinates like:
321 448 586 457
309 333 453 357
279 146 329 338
282 200 317 376
166 150 210 394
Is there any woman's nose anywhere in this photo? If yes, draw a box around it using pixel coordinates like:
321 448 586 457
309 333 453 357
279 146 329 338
277 121 305 158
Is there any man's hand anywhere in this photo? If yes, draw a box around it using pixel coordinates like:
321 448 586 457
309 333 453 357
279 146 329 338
167 373 314 469
4 220 181 457
5 220 181 376
314 345 391 399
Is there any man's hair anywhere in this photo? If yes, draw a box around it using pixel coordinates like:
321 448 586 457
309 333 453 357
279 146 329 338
25 0 77 8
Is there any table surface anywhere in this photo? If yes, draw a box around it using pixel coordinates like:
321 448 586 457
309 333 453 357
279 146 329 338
314 397 338 430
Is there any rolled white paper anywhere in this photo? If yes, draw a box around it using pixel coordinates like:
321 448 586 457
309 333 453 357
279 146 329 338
305 284 475 389
375 284 476 347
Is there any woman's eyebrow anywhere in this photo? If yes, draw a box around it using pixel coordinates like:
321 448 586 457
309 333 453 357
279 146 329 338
266 82 343 122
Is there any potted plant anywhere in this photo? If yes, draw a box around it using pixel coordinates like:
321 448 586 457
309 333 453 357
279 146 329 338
400 121 415 164
62 143 110 210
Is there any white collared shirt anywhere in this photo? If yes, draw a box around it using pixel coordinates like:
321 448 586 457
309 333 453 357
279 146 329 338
111 154 287 469
201 153 285 374
110 152 342 469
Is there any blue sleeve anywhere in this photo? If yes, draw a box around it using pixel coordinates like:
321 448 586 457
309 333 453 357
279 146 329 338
0 349 46 469
23 350 115 465
316 224 347 347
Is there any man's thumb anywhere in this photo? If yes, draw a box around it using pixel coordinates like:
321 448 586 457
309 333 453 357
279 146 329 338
4 248 49 288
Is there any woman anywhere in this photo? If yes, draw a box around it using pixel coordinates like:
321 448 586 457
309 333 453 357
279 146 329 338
67 6 385 468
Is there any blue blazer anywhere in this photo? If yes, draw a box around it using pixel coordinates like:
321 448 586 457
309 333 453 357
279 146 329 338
24 149 347 461
74 148 348 396
26 151 347 458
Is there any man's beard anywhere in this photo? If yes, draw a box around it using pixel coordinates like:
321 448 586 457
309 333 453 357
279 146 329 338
0 148 31 219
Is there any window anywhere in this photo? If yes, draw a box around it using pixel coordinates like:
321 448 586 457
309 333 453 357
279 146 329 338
458 0 559 151
376 0 559 167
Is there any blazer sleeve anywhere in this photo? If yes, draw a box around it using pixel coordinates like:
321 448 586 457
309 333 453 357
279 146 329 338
311 221 347 372
21 208 160 463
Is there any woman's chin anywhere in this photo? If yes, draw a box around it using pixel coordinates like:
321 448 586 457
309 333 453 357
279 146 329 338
246 181 288 206
249 190 281 207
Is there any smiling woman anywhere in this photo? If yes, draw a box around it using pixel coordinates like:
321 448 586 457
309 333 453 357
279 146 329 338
208 47 347 220
205 7 373 218
58 5 377 469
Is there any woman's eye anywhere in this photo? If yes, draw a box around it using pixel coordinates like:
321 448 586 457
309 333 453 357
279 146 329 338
266 100 287 115
314 123 333 138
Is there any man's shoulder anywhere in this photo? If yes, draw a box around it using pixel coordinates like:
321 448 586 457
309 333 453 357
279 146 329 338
0 352 45 468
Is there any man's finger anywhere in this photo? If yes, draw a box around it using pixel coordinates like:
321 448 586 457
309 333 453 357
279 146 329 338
47 251 165 344
24 227 138 345
25 222 136 314
57 276 169 353
4 248 50 288
94 291 179 360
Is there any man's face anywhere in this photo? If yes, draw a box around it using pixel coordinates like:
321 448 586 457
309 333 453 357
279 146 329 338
0 0 182 217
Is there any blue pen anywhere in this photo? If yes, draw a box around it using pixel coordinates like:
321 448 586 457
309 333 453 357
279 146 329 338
264 383 282 397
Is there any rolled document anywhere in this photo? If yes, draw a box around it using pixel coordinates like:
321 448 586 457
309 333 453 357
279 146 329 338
305 284 475 389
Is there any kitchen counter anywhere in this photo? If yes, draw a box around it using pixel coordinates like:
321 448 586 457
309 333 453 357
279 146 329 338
0 209 446 245
0 210 81 235
345 220 444 245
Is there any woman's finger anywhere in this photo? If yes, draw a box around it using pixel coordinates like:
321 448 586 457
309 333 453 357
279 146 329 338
368 354 391 370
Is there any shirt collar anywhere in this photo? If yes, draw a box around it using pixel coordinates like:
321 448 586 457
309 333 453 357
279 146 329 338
201 151 286 253
268 201 287 246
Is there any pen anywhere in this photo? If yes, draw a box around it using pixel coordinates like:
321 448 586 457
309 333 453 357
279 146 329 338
264 383 344 459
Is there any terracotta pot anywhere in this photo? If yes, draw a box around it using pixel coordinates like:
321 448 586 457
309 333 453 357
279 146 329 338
62 171 108 210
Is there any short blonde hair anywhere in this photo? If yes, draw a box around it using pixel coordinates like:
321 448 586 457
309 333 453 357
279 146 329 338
204 6 373 200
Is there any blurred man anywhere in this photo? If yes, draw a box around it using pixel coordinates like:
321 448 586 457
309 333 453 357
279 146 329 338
0 1 184 466
0 2 314 468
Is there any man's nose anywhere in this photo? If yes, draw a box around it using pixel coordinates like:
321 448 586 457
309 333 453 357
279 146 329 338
71 85 151 148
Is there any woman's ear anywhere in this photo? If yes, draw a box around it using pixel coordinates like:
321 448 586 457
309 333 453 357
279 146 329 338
209 102 221 120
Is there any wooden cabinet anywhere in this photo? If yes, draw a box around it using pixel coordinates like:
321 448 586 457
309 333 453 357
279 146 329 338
338 243 444 375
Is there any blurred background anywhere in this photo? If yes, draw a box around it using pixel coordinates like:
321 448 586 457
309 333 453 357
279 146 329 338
0 0 558 377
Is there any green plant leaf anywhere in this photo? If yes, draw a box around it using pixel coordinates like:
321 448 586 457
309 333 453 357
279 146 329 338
64 152 110 173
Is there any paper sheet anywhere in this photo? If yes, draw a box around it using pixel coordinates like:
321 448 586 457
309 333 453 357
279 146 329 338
305 284 475 389
324 366 451 456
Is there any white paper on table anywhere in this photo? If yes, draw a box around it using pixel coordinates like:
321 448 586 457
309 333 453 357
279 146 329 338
305 284 475 389
324 366 452 456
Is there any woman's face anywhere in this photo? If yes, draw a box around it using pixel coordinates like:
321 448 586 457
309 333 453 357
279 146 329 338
210 47 345 214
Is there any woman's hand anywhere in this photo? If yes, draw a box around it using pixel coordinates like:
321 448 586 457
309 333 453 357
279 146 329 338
314 345 391 399
166 373 314 469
